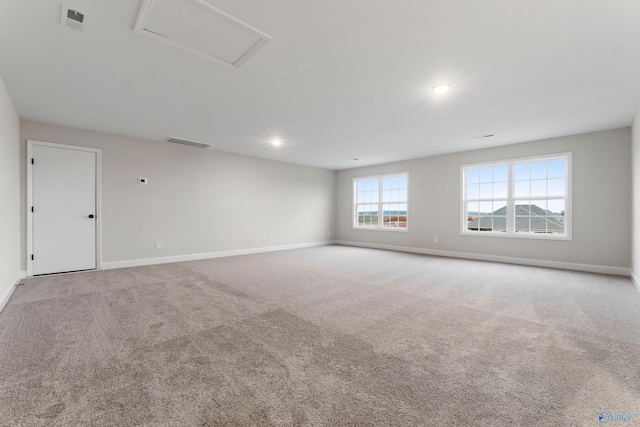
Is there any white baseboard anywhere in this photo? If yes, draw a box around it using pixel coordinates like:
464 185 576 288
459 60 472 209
0 271 26 315
630 271 640 295
336 240 631 277
101 240 337 270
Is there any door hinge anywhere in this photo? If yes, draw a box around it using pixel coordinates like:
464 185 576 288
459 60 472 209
31 254 34 260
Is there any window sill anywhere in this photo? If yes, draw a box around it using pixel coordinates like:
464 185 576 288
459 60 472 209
353 226 409 233
460 231 571 241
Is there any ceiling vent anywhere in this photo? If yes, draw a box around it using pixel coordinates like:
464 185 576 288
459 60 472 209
134 0 272 69
60 5 89 32
165 137 212 149
473 134 494 140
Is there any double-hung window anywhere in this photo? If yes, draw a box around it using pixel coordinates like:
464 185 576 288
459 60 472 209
353 173 408 230
462 153 571 239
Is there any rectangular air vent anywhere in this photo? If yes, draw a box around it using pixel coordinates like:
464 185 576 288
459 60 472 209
165 137 212 149
473 134 494 140
60 5 89 32
134 0 272 69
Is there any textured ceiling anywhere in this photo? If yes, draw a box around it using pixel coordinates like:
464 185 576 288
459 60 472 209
1 0 640 169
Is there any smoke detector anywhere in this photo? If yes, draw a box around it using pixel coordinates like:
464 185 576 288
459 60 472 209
60 5 89 32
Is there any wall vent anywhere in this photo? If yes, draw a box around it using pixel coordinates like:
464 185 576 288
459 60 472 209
165 137 212 149
60 5 89 32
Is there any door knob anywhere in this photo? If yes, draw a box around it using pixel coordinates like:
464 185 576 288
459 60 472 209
88 214 95 219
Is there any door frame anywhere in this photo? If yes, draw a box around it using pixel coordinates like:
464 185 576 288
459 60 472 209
27 140 102 276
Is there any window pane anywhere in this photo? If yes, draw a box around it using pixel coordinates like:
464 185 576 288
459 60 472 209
494 182 507 198
467 184 480 199
547 200 565 215
548 178 565 196
467 201 479 216
468 217 479 231
493 201 507 214
530 179 546 197
548 160 565 179
515 203 529 215
516 217 530 232
479 167 493 183
369 207 379 225
390 176 399 189
398 175 408 189
530 215 547 233
493 166 508 182
356 205 367 226
382 177 391 190
382 203 407 229
382 190 390 201
477 216 492 230
357 181 366 191
398 189 407 202
514 181 530 197
467 168 480 184
357 204 378 226
479 183 493 198
479 201 492 214
467 202 479 229
493 216 507 231
398 214 407 228
546 217 564 234
514 164 530 181
531 161 547 179
531 200 546 213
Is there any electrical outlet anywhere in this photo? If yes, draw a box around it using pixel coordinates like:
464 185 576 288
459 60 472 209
155 242 161 250
434 237 438 243
262 235 266 241
327 231 331 236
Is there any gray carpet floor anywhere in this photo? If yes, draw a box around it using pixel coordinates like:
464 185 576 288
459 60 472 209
1 245 639 426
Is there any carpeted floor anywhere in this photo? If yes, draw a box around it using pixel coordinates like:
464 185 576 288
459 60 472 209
1 245 639 426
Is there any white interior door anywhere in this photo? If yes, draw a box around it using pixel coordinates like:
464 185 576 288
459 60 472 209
32 144 97 275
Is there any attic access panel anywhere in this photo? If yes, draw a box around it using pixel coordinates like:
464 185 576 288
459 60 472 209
134 0 272 69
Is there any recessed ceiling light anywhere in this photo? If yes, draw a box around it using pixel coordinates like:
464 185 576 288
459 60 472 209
432 83 450 94
271 138 282 147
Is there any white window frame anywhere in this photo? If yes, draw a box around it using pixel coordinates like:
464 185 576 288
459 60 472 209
353 172 409 232
460 153 572 240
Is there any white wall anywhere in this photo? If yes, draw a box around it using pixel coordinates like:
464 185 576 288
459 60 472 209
632 108 640 280
0 75 21 309
21 120 336 269
337 128 632 271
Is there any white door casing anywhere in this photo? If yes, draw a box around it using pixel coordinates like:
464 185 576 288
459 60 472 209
27 140 102 275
